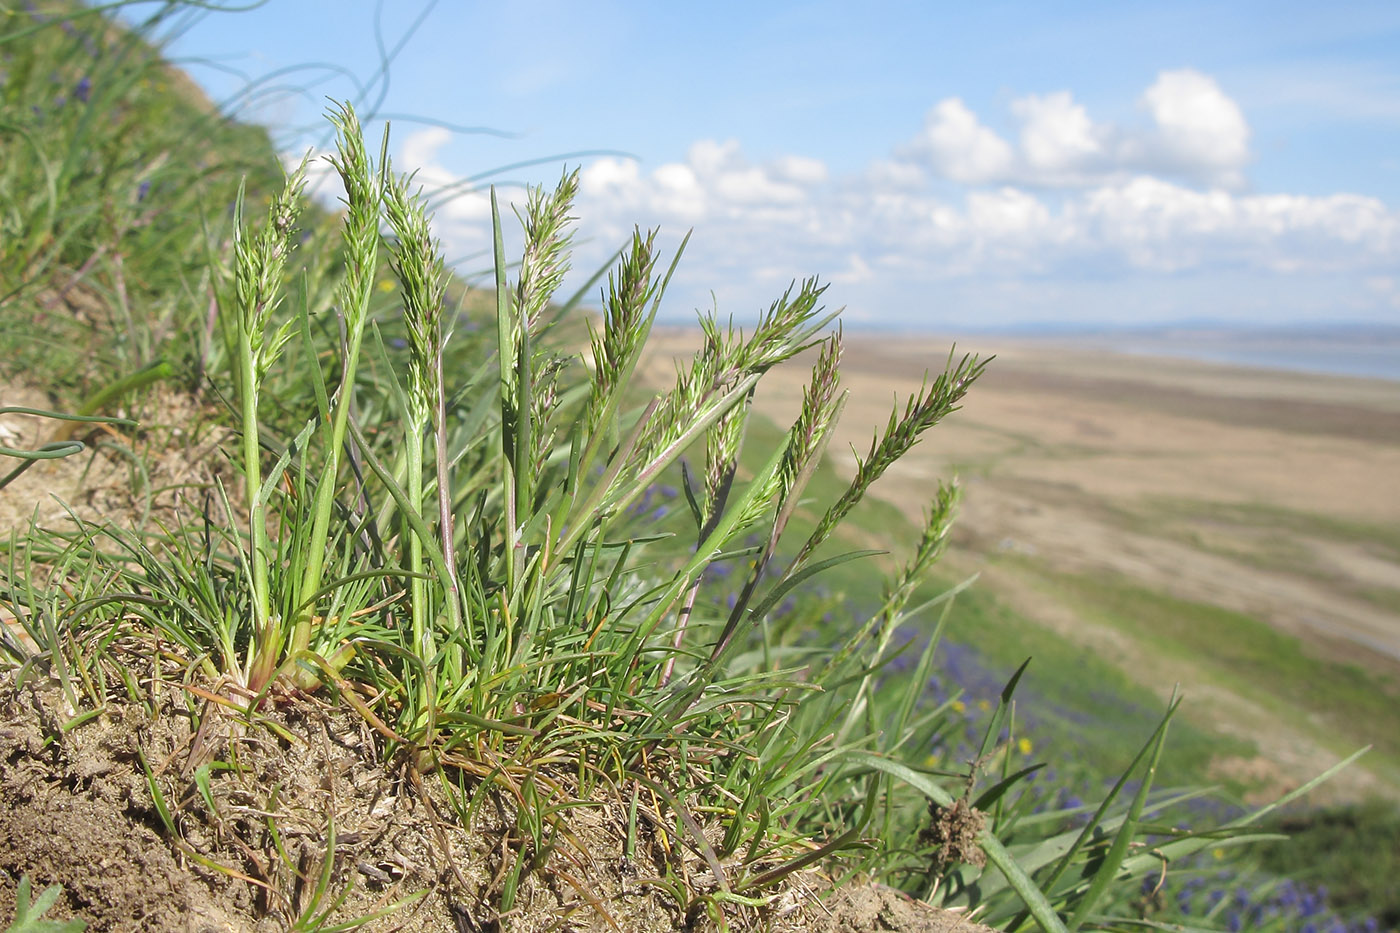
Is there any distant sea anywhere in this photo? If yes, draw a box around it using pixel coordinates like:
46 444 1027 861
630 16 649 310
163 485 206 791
1070 334 1400 384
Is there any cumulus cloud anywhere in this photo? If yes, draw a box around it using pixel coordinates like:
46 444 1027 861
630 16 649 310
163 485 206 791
897 98 1015 184
772 155 829 186
1137 70 1251 185
897 69 1252 189
564 146 1397 321
577 139 827 244
396 127 492 233
1012 91 1108 183
400 126 452 172
1077 177 1398 271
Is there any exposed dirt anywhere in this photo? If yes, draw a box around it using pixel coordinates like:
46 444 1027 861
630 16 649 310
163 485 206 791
0 673 990 932
0 380 230 538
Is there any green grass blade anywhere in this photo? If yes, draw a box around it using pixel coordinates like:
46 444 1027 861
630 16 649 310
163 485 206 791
1064 696 1178 930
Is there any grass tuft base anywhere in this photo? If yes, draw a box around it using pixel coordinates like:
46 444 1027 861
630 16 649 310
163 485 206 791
0 673 990 932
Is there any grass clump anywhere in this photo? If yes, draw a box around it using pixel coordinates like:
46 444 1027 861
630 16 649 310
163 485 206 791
4 99 988 924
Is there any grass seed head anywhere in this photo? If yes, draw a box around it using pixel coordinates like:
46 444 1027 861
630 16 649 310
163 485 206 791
325 102 383 331
233 157 309 381
586 226 659 432
516 168 579 334
778 327 843 505
384 170 448 420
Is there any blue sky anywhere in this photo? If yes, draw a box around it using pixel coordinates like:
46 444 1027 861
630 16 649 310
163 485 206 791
123 0 1400 330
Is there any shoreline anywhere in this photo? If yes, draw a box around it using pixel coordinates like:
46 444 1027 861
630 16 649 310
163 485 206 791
651 323 1400 387
944 334 1400 386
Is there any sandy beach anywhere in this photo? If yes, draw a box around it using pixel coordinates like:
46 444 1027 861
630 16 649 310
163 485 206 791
642 328 1400 798
834 335 1400 662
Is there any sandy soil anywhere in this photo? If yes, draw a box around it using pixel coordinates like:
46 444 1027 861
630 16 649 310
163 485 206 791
0 382 228 537
0 673 990 933
640 328 1400 799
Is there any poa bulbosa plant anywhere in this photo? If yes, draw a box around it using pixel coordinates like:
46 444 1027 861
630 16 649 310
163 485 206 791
148 99 1003 897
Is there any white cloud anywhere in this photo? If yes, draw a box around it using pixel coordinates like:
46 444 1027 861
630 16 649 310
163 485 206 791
579 140 824 223
400 126 452 172
394 128 492 236
898 98 1015 184
1138 70 1251 185
966 187 1057 239
560 143 1397 319
287 147 345 208
772 155 829 186
714 166 806 205
689 139 742 176
864 158 926 190
1012 91 1107 182
579 156 642 195
649 163 706 219
897 69 1252 189
1077 178 1398 271
566 154 1395 321
829 252 873 285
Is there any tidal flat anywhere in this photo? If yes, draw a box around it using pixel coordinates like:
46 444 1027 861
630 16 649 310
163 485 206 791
644 329 1400 801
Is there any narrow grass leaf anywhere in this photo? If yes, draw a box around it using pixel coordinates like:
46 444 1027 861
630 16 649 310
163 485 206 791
1064 696 1177 931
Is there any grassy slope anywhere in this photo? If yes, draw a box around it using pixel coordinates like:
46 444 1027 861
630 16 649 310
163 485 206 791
731 409 1256 792
1138 497 1400 617
766 373 1400 916
1 3 289 410
1015 563 1400 778
11 3 1387 804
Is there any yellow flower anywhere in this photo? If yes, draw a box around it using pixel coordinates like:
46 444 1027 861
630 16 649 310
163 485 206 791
377 279 395 293
1212 847 1226 860
951 699 966 713
1017 737 1033 756
977 699 991 712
